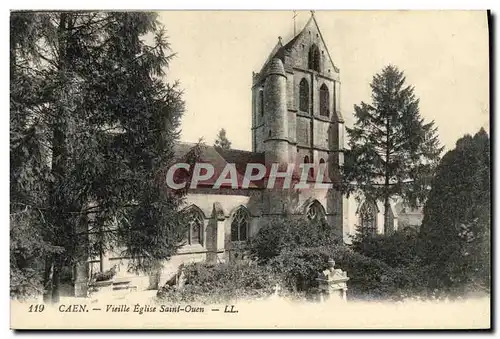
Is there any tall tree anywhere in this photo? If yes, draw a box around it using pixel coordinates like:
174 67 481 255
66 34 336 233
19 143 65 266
10 12 62 299
419 128 490 293
343 65 443 234
214 128 232 150
10 11 194 302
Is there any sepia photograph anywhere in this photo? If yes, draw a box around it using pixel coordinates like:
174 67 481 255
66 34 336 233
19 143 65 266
9 9 491 330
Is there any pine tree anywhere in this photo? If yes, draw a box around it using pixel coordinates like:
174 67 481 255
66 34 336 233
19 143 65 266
419 128 490 293
10 11 194 301
214 128 232 150
10 12 62 299
343 65 443 234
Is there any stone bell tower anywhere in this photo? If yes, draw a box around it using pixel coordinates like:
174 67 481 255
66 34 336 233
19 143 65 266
251 12 345 235
257 57 290 168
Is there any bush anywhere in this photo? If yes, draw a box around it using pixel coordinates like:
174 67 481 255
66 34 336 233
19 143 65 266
93 266 117 282
268 247 330 292
249 215 341 264
10 266 44 299
350 229 420 268
349 230 443 297
157 262 279 304
268 244 430 300
10 209 62 299
248 215 427 300
329 245 397 299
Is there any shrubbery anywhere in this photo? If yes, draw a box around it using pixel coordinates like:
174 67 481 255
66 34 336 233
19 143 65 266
350 229 420 268
93 266 117 282
157 262 279 304
348 229 437 298
268 247 330 292
247 215 426 300
10 266 44 299
268 244 424 300
158 214 443 303
249 215 340 264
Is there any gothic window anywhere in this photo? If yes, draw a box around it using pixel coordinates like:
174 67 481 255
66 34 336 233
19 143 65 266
318 158 327 180
303 155 312 178
184 207 204 246
231 207 250 242
308 44 321 72
359 200 377 235
306 200 326 222
259 89 264 116
320 84 329 117
299 78 309 112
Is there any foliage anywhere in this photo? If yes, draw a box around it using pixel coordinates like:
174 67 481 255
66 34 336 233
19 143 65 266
343 65 443 232
10 11 191 301
267 245 424 300
10 205 64 299
156 215 435 302
326 245 400 299
268 247 330 292
92 266 117 282
350 229 420 268
248 215 422 299
418 128 490 293
157 262 278 304
214 128 232 150
249 215 341 264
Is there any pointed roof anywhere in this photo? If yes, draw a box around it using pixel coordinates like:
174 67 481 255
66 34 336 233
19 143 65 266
259 38 283 74
306 12 339 74
254 12 339 86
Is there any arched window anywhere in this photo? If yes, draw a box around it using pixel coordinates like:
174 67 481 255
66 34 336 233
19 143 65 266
299 78 309 112
359 200 377 235
184 206 204 245
308 44 321 72
303 156 313 178
259 89 264 116
231 207 249 242
318 158 326 178
320 84 329 117
306 200 326 222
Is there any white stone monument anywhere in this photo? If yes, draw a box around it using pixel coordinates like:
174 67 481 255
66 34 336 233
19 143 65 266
316 259 349 301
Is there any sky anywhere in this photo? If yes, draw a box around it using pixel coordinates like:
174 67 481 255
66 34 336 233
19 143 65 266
157 10 489 152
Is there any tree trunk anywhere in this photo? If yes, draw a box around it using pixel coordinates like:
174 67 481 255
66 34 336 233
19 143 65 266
46 12 72 303
384 195 392 235
384 101 392 235
42 255 54 303
51 255 63 303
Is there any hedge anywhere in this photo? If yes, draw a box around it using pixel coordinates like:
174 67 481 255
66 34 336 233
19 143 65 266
157 262 279 304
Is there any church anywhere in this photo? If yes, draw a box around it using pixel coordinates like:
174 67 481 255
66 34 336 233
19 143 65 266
77 12 410 295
